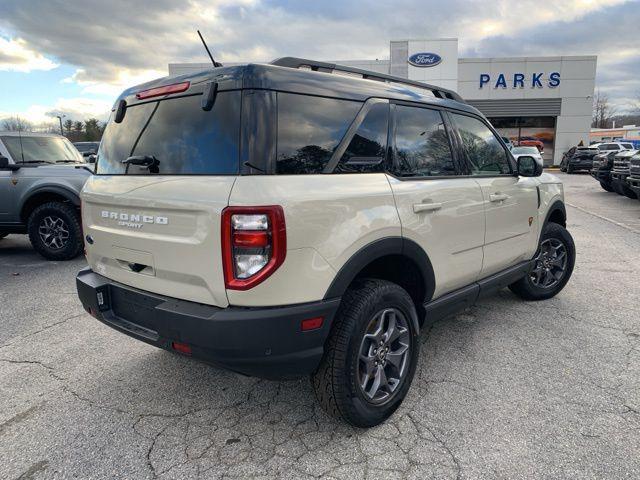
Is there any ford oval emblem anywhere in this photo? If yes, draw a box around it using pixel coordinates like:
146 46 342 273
408 52 442 67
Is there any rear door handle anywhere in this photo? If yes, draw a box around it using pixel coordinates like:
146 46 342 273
489 193 509 202
413 202 442 213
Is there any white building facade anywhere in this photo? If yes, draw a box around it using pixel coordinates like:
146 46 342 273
170 38 596 166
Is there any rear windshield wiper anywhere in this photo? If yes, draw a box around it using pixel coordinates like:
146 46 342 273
122 155 160 173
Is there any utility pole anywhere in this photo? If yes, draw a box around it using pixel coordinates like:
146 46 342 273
56 114 65 136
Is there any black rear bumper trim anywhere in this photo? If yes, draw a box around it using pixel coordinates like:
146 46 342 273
76 267 341 378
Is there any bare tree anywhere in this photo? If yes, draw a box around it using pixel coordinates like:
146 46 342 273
1 116 33 132
592 90 617 129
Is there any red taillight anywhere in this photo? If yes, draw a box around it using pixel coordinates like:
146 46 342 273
136 81 190 100
232 231 269 248
301 317 324 331
221 206 286 290
171 341 192 355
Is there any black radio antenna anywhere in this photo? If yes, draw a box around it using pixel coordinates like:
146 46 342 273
197 30 222 67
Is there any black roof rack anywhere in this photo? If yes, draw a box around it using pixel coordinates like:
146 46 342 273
271 57 465 103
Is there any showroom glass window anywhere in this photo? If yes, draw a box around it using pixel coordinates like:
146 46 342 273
276 93 361 174
451 113 512 175
391 105 456 177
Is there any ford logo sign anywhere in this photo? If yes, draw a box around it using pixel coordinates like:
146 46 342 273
408 52 442 67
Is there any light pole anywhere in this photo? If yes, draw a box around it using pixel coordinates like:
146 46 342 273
56 114 65 136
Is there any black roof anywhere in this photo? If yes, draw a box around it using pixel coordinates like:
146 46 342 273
116 59 481 117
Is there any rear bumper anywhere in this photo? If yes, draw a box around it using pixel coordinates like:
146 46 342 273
76 268 340 378
568 160 594 170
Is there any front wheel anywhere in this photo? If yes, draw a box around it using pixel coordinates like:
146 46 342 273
600 182 614 192
312 279 420 427
27 202 82 260
510 222 575 301
621 184 638 199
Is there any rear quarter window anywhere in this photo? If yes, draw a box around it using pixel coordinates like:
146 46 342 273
276 93 361 174
97 92 241 175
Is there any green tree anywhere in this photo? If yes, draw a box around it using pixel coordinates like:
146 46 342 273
73 121 84 141
63 119 73 137
84 118 101 141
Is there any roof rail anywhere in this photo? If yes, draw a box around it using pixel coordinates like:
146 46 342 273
270 57 465 103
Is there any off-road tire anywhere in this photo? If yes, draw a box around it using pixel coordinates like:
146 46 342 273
600 182 614 192
509 222 575 301
27 202 82 260
621 184 638 200
312 279 420 428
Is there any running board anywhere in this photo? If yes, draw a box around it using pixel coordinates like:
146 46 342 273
423 260 534 323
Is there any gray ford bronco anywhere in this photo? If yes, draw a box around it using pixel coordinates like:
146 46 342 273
0 132 91 260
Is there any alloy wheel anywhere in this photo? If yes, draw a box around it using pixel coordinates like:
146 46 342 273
357 308 411 405
38 215 69 250
531 238 567 289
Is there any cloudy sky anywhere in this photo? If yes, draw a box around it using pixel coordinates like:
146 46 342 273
1 0 639 125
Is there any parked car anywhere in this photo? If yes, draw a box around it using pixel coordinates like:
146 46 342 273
596 142 634 154
518 137 544 153
73 141 100 163
590 151 617 192
610 149 638 199
511 146 543 167
501 136 514 150
0 132 91 259
562 146 599 174
75 58 575 427
626 152 640 200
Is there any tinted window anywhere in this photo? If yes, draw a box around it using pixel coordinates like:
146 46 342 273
622 143 634 149
1 136 83 164
451 114 511 175
392 105 456 177
97 92 241 175
599 143 619 151
276 93 360 174
335 102 388 174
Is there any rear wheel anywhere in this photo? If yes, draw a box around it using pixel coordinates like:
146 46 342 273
27 202 82 260
509 222 575 301
600 182 614 192
312 279 420 427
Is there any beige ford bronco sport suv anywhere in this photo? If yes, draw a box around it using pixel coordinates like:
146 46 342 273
76 58 575 427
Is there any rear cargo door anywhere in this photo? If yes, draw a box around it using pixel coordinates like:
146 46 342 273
83 89 242 307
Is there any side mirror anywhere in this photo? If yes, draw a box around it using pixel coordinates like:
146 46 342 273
517 156 542 177
88 154 97 163
0 156 20 171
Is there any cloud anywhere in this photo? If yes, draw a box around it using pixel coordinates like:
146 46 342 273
0 36 58 72
0 0 638 114
0 97 112 125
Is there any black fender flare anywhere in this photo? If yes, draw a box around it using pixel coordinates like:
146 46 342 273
20 186 81 220
542 200 566 228
323 236 436 308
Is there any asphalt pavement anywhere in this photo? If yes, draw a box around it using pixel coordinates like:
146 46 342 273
0 171 639 479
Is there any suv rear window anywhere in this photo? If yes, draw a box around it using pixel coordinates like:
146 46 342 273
276 93 361 174
96 92 241 175
598 143 620 151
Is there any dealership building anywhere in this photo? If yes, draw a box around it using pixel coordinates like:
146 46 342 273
170 38 597 166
